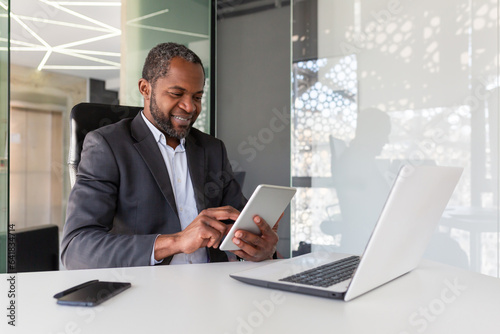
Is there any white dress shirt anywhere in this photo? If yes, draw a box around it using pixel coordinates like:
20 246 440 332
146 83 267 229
142 112 208 265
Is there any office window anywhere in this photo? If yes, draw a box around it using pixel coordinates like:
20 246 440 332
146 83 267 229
291 0 499 276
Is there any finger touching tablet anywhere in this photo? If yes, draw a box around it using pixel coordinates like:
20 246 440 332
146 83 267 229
220 185 296 251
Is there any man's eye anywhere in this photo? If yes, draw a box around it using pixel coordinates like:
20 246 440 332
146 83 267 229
194 96 203 102
169 92 182 97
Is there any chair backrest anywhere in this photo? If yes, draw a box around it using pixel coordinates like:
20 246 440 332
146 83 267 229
68 103 142 187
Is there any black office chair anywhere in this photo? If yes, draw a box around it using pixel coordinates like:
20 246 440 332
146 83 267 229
68 103 143 188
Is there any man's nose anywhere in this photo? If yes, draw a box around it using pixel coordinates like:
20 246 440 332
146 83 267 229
179 96 197 113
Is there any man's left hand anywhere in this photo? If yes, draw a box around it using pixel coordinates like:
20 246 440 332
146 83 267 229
230 214 281 261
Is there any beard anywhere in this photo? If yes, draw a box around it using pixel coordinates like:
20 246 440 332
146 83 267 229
149 90 192 139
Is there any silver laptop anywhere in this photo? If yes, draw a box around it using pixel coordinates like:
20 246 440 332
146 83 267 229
230 165 463 301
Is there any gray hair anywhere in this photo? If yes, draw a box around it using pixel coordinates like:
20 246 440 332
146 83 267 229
142 42 205 86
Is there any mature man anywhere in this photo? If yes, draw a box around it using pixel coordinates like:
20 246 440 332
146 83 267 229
61 43 278 269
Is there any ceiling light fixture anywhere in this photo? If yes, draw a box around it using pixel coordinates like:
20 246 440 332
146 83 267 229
52 2 121 6
41 0 120 34
126 8 169 24
55 32 120 50
127 9 209 39
37 49 53 70
42 65 118 70
56 48 119 66
8 0 121 73
15 14 113 32
58 49 120 57
11 13 52 55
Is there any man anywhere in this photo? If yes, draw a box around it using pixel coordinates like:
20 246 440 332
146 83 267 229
61 43 278 269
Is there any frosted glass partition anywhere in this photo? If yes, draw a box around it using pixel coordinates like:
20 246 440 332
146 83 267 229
0 0 8 273
121 0 213 134
291 0 499 276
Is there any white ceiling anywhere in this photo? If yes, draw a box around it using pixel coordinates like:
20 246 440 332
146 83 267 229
9 0 121 88
7 0 286 91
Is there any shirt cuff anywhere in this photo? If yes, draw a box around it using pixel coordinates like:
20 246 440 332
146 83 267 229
150 234 164 265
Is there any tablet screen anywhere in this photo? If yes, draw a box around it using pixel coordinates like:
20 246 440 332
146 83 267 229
220 184 296 251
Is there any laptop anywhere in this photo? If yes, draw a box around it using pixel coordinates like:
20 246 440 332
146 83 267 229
230 165 463 301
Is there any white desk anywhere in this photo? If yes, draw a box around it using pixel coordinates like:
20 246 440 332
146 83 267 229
1 260 500 334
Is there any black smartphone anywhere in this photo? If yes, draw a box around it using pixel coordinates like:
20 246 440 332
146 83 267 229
54 280 131 307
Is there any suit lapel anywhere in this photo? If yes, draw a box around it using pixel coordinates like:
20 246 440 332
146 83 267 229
186 132 206 212
131 114 178 217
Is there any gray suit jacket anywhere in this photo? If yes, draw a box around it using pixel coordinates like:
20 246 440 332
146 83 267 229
61 113 246 269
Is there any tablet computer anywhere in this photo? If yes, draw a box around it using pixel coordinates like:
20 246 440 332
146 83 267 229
220 184 296 251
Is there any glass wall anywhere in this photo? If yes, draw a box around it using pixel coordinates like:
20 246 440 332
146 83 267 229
291 0 499 276
5 0 213 271
9 0 90 235
0 0 8 273
121 0 213 134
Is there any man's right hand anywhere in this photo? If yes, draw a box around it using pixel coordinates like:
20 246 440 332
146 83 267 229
153 206 240 261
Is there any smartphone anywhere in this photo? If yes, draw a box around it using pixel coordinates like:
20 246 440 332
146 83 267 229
54 280 131 307
220 184 296 251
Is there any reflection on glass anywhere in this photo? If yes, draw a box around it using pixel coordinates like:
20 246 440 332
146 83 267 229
0 0 8 273
332 108 392 254
292 0 499 276
122 0 212 134
292 56 357 175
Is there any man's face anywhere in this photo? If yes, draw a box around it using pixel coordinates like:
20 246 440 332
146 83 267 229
143 57 204 140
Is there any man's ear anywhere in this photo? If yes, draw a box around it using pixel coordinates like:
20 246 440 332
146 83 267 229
138 78 151 100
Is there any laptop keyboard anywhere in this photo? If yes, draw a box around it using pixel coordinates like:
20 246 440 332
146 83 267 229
279 255 360 288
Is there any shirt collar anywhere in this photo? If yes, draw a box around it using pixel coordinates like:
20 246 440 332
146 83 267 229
141 111 186 150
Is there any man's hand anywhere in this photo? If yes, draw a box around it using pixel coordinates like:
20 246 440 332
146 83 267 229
154 206 240 261
230 213 282 262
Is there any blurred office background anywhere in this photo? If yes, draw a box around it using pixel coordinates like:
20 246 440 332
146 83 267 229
1 0 499 277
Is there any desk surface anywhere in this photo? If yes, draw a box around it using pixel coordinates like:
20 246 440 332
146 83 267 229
1 260 499 334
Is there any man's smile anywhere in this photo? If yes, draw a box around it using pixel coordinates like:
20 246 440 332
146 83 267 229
171 114 192 125
172 115 191 121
